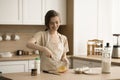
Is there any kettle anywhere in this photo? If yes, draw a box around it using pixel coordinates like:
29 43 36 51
112 34 120 58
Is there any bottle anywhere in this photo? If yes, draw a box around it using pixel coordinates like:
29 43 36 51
34 57 40 74
102 43 112 74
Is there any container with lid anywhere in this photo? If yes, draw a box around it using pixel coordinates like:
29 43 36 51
34 57 40 74
102 43 112 74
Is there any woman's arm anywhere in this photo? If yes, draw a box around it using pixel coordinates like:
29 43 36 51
26 38 53 58
61 53 70 66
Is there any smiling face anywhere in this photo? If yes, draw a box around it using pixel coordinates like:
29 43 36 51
49 16 60 31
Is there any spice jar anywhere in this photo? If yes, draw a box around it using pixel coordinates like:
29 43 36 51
31 69 37 76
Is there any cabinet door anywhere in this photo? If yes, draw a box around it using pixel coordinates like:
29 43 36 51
0 61 28 73
0 0 22 24
22 0 42 25
42 0 66 25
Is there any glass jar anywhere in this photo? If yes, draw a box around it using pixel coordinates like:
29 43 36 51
31 69 37 76
102 43 112 74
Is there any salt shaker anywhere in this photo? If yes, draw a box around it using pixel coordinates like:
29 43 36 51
102 43 112 74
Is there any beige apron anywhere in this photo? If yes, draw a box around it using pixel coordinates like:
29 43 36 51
41 31 64 71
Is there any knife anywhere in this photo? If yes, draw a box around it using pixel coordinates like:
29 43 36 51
43 70 60 75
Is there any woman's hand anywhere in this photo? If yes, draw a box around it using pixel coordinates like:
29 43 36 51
61 57 70 68
43 47 53 58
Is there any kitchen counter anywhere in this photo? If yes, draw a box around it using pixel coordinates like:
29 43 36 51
72 55 120 66
0 55 39 61
2 67 120 80
0 55 71 62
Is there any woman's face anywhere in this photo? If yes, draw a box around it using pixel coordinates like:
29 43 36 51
49 16 60 31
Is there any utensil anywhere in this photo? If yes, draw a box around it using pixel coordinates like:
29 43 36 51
43 70 60 75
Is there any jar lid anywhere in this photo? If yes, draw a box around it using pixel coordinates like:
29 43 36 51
35 57 40 60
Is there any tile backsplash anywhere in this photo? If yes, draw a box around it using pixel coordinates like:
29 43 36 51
0 25 46 53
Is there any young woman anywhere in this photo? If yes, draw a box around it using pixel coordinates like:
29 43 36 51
27 10 69 72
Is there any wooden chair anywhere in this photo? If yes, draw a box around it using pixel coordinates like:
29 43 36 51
87 39 103 56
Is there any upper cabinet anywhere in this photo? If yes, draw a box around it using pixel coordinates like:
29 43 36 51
0 0 66 25
0 0 22 24
22 0 42 25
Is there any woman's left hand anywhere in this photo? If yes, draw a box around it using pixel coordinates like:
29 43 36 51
61 57 70 67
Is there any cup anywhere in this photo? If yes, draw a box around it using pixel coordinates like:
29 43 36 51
14 35 20 40
0 36 2 41
2 34 11 41
34 50 39 54
11 34 20 40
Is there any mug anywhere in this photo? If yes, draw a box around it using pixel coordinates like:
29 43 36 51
14 35 20 40
2 34 11 41
0 36 2 41
11 34 20 40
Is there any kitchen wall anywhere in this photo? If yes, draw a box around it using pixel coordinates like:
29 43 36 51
74 0 113 56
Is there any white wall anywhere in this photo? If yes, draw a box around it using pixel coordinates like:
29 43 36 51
112 0 120 34
74 0 113 56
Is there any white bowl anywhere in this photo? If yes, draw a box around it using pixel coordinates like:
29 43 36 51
0 52 13 57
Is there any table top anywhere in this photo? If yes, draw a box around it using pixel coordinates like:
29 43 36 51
3 67 120 80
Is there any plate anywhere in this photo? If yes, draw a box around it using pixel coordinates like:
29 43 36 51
83 70 100 75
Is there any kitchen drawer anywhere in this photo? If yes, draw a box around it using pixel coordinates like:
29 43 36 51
0 61 28 73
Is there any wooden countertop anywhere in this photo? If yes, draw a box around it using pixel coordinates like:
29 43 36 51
3 67 120 80
72 55 120 65
0 55 39 61
0 55 71 62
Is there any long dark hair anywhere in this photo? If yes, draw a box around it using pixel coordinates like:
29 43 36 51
45 10 60 31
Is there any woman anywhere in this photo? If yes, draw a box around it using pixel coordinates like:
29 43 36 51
27 10 69 72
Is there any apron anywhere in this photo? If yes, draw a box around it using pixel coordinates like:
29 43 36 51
41 31 64 71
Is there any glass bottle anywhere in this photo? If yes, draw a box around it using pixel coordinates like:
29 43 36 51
102 43 112 74
34 57 40 74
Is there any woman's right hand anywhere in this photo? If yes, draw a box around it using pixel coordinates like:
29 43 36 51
43 47 53 58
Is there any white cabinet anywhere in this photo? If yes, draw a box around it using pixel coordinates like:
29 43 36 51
0 60 35 73
0 61 28 73
42 0 66 25
28 60 35 72
22 0 42 25
0 0 22 24
0 0 42 25
0 0 66 25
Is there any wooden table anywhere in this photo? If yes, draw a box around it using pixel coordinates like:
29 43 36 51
3 67 120 80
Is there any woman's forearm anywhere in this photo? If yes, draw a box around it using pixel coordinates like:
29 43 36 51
27 42 53 58
27 42 43 51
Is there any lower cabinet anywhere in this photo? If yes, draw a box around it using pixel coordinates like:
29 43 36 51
0 60 35 73
28 60 35 72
